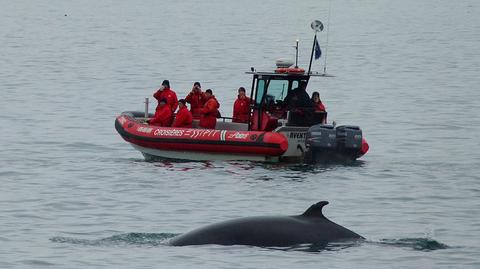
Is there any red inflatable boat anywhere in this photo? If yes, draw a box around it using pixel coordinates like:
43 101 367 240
115 22 369 162
115 112 289 161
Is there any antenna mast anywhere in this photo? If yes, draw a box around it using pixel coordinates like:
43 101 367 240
295 39 299 68
324 0 332 74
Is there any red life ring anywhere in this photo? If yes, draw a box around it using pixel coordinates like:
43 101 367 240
275 67 305 74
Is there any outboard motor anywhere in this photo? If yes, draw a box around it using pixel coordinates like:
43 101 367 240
305 124 363 163
336 125 363 151
305 124 336 163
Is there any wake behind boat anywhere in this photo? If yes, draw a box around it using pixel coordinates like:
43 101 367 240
115 20 369 163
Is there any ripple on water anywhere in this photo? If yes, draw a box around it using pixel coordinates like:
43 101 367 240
21 260 56 266
50 233 178 247
50 233 450 253
378 238 450 251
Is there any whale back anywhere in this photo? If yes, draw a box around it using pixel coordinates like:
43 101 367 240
170 201 363 247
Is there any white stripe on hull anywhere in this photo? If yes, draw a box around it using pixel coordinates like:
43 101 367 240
130 144 279 162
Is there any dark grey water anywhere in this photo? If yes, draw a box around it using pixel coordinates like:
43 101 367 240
1 0 480 268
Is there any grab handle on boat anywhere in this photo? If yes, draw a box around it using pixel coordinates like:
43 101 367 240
144 97 149 118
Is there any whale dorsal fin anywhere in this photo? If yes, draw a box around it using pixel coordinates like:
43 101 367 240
301 201 329 218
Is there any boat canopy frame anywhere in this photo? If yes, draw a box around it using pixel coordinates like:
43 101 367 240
245 71 330 108
246 71 315 131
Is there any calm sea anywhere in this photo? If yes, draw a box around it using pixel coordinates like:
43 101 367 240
1 0 479 268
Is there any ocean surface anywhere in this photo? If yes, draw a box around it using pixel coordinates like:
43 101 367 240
1 0 480 268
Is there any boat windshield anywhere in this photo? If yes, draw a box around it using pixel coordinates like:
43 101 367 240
255 78 299 106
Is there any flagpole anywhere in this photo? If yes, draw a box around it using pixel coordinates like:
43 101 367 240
307 20 323 74
307 33 317 75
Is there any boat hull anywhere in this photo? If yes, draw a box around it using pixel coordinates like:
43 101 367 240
133 144 279 162
115 113 288 161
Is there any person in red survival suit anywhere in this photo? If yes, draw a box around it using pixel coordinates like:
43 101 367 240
185 81 206 119
153 80 178 113
172 99 193 128
311 91 327 124
232 87 251 123
311 91 326 112
147 98 173 127
199 89 220 129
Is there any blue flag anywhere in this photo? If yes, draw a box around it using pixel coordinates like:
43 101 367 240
314 37 321 60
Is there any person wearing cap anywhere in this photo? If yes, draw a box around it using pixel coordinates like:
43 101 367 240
199 89 220 129
147 98 173 127
153 80 178 113
232 87 251 123
172 99 193 128
185 81 206 119
284 81 313 110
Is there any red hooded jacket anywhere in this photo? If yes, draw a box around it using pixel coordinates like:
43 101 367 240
314 101 326 112
154 87 178 112
185 91 206 119
172 106 193 128
233 96 251 123
313 101 327 124
199 95 220 129
149 105 173 127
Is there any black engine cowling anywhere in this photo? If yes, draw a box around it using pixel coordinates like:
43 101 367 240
305 124 363 163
